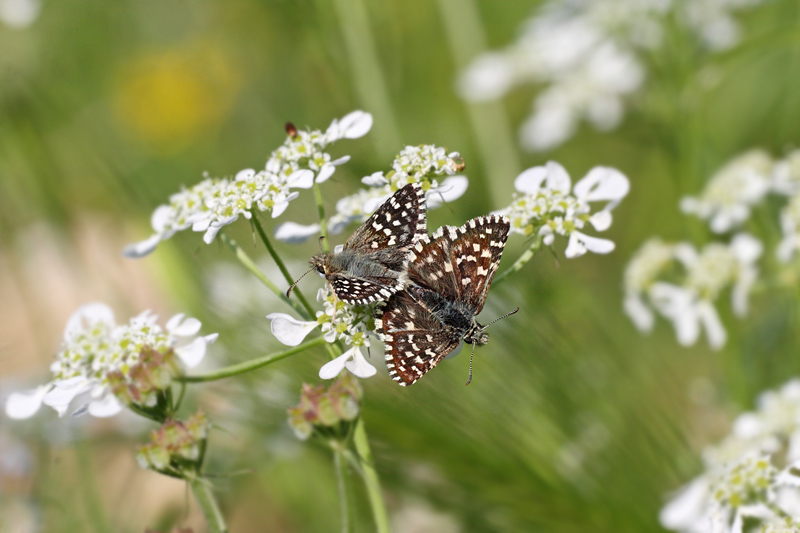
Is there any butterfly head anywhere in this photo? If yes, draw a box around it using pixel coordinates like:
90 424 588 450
465 327 489 346
309 253 330 278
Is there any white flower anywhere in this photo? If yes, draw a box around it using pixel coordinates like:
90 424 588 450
274 222 323 244
629 234 761 349
4 303 217 419
319 347 377 380
680 150 773 233
623 239 676 332
772 150 800 195
498 161 629 258
0 0 41 28
266 288 378 379
124 112 371 256
321 145 467 241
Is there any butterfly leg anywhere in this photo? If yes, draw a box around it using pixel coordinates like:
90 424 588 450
465 341 477 386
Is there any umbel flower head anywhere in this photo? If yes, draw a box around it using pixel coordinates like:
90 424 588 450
5 303 217 419
680 150 774 233
267 288 378 380
123 111 373 257
137 410 211 473
661 379 800 533
496 161 630 258
276 144 468 243
624 234 762 350
287 375 362 441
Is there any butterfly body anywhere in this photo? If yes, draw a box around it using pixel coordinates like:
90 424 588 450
377 215 512 386
309 183 426 305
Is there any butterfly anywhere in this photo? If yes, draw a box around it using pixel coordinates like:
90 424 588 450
376 214 517 386
294 183 427 305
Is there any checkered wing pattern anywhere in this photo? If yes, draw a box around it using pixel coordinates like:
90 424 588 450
407 215 510 314
376 287 461 386
344 183 426 254
329 274 398 305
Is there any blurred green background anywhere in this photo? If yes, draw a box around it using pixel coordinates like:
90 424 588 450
2 0 800 531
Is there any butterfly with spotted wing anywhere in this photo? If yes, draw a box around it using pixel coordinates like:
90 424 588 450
292 182 427 306
376 214 518 386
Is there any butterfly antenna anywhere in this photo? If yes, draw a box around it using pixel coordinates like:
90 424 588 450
466 341 477 386
286 266 316 298
483 307 520 329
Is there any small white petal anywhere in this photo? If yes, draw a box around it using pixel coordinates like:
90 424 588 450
274 222 322 244
697 300 726 350
319 353 348 380
362 172 388 187
324 328 338 343
566 232 615 258
204 333 219 344
730 233 763 264
338 111 373 139
573 167 630 203
589 210 612 232
122 234 162 258
333 244 344 254
457 52 514 101
43 377 92 417
5 385 49 419
167 315 202 336
545 161 572 192
427 176 469 208
175 337 207 368
203 223 226 244
330 156 350 166
235 168 256 181
316 165 336 184
363 193 392 214
192 218 211 232
271 192 300 219
519 102 575 152
659 477 711 530
344 347 377 378
514 166 548 194
288 169 315 189
267 313 319 346
87 394 123 418
564 234 587 258
151 204 174 232
64 303 115 341
624 293 654 332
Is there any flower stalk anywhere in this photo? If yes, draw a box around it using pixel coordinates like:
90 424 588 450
494 236 543 286
313 182 330 253
189 476 228 533
353 418 390 533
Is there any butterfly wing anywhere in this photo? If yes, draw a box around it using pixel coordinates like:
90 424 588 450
329 272 399 305
343 182 426 255
376 287 461 386
445 215 510 315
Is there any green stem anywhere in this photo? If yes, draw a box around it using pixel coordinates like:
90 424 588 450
493 236 542 285
313 183 330 253
77 444 112 533
330 0 402 159
179 337 327 383
333 449 352 533
353 418 390 533
220 232 311 320
435 0 521 207
252 214 315 317
189 476 228 533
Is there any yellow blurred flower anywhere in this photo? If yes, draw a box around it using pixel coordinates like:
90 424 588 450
114 45 240 152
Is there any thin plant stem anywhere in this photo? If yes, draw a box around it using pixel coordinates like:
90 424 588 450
353 418 390 533
189 476 228 533
333 448 352 533
313 183 330 253
219 232 311 320
493 236 543 285
251 214 315 317
330 0 401 159
435 0 521 207
76 444 112 533
179 337 327 383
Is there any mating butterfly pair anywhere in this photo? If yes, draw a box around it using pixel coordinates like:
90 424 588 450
304 183 514 386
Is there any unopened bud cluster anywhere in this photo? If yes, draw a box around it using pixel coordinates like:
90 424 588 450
108 347 181 408
137 410 210 472
288 376 362 440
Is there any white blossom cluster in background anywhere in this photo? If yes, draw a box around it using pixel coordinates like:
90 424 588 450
496 161 630 258
624 234 762 350
267 288 378 380
123 111 373 256
4 304 217 420
276 144 469 243
661 379 800 533
458 0 773 152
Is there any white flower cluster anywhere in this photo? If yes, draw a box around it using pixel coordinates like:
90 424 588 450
661 380 800 533
496 161 630 258
458 0 771 151
279 144 468 242
267 288 378 380
4 303 217 419
123 111 373 257
624 234 762 350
